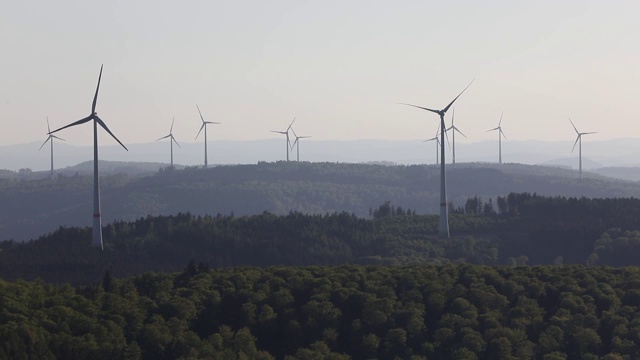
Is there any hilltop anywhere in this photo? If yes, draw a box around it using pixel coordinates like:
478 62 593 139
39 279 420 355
4 192 640 284
1 160 640 242
4 137 640 173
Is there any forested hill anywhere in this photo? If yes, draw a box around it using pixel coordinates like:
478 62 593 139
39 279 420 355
2 265 640 359
4 193 640 284
2 161 640 241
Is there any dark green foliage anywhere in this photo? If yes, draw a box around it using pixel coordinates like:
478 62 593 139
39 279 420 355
3 265 640 359
5 192 640 283
0 209 502 284
3 161 640 241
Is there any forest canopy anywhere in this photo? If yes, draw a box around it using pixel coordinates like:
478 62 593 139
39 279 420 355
2 161 639 241
1 264 639 359
3 193 640 283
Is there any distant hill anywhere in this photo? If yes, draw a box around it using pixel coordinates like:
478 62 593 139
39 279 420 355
590 166 640 182
4 193 640 284
539 156 603 169
1 161 640 241
0 160 181 180
60 160 186 177
4 137 640 172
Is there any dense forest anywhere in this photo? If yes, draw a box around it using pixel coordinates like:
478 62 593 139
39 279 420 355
2 264 640 359
2 161 640 241
4 193 640 284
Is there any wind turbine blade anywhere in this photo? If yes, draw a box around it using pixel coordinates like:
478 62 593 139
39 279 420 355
291 138 298 150
205 121 221 125
51 135 65 141
172 135 181 148
300 136 312 139
272 131 287 134
443 126 451 150
195 123 206 140
487 127 499 132
398 103 440 115
499 112 503 127
455 128 467 138
196 105 205 123
287 117 296 131
582 132 597 135
445 125 453 132
500 129 507 140
92 65 103 114
571 135 580 153
442 79 475 113
569 117 579 134
291 127 298 138
38 137 51 151
49 116 92 134
156 134 172 141
170 117 175 133
95 115 128 151
451 107 455 126
46 117 51 133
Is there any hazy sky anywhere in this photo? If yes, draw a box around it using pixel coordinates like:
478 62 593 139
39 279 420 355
1 0 638 147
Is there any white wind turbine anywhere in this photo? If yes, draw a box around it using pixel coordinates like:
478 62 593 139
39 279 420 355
569 118 596 179
400 80 474 238
423 125 442 165
48 65 128 250
156 117 180 168
39 117 65 179
271 117 296 161
290 128 311 162
487 112 507 164
195 105 220 168
445 108 466 165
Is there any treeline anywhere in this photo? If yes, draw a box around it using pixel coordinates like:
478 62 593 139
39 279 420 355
4 193 640 283
3 161 640 241
0 210 500 284
2 264 640 359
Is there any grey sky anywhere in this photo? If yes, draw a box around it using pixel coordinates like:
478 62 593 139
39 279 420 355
1 0 638 146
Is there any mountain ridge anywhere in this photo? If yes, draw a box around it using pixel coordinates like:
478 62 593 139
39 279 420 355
3 137 640 172
2 161 640 242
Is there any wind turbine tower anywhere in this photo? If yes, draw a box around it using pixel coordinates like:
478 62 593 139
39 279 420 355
195 105 220 168
446 108 467 165
569 118 596 179
290 128 311 162
400 80 474 238
271 117 296 161
39 117 65 179
424 127 441 164
487 112 507 164
48 65 128 250
157 117 181 168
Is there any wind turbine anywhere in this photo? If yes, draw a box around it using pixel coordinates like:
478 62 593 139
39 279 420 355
39 117 65 179
569 118 596 179
48 65 128 250
424 123 446 164
423 131 440 164
487 112 507 164
290 128 311 162
445 107 467 165
195 105 220 168
400 80 474 238
157 117 180 168
271 117 296 161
